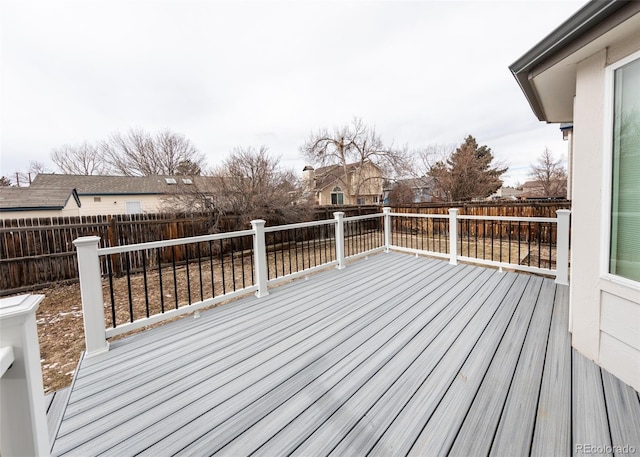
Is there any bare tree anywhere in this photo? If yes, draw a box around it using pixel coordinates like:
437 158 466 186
212 146 311 228
51 142 109 175
529 148 567 198
300 117 410 201
101 128 206 176
388 182 415 205
0 176 12 187
427 135 507 201
12 160 52 186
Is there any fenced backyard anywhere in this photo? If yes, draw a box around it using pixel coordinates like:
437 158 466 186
0 202 570 295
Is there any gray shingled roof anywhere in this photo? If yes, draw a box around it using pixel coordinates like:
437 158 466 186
30 174 220 195
0 187 80 211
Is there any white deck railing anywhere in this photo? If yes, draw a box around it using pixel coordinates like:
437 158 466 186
73 208 570 356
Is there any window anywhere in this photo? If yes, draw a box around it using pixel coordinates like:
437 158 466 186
93 197 101 202
373 195 379 204
125 201 143 214
609 55 640 282
182 178 193 185
165 178 177 185
357 197 365 205
330 186 344 205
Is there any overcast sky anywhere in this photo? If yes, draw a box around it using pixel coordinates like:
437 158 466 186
1 0 586 186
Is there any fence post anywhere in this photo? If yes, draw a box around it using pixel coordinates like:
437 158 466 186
73 236 109 356
251 220 269 297
0 294 50 457
555 210 571 285
334 212 345 269
383 207 391 253
449 208 459 265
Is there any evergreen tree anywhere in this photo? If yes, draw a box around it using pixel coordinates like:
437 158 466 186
429 135 506 201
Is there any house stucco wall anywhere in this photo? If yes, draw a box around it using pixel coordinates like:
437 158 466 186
76 194 165 216
0 200 81 220
571 44 640 391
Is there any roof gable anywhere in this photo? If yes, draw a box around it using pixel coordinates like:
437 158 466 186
0 187 81 211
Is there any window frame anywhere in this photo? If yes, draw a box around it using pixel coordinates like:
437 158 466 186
601 49 640 289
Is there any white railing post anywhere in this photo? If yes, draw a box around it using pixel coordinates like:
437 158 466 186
73 236 109 356
555 209 571 285
334 212 346 269
0 294 50 457
251 219 270 297
449 208 459 265
383 207 391 253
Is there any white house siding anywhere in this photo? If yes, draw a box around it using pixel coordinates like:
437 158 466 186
0 202 81 220
571 44 640 391
77 195 165 216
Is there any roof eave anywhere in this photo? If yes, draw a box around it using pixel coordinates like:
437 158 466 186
509 0 628 122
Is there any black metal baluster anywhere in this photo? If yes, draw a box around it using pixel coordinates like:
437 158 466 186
107 255 116 328
219 239 226 295
518 221 522 265
142 249 150 318
208 240 215 298
537 222 542 269
185 243 192 305
508 221 512 264
527 221 532 266
288 230 293 274
271 233 277 279
249 235 254 284
240 238 246 289
230 237 237 291
549 222 553 269
125 251 134 323
157 247 165 314
197 242 204 302
171 246 179 309
293 228 299 272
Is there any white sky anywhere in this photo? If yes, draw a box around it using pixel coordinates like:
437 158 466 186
1 0 587 186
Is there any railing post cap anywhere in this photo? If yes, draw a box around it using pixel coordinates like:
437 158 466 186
556 209 571 215
251 219 266 227
0 294 44 321
449 208 459 214
383 207 391 214
72 236 101 247
333 211 345 218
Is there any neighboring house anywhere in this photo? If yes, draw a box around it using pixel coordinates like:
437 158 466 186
23 174 219 217
511 0 640 390
488 186 523 201
383 177 434 204
520 179 567 200
302 161 383 206
0 186 81 219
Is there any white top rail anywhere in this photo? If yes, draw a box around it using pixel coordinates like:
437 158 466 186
263 219 336 233
98 229 255 256
457 215 557 223
344 213 384 222
389 212 449 219
390 212 557 223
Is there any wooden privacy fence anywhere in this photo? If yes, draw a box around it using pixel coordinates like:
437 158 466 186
0 206 381 295
392 201 571 245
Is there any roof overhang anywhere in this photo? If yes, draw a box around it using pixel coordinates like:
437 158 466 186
510 0 640 123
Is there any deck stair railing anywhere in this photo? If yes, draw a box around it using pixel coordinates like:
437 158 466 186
73 208 570 356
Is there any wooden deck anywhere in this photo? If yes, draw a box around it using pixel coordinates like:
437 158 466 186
50 252 640 456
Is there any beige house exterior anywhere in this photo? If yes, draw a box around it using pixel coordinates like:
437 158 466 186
1 174 219 218
0 187 82 219
511 0 640 390
303 161 383 206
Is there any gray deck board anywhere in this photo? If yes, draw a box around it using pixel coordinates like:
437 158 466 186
347 273 526 457
602 368 640 456
142 264 487 456
531 284 572 457
573 349 613 456
489 277 556 456
49 252 640 457
405 275 543 456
